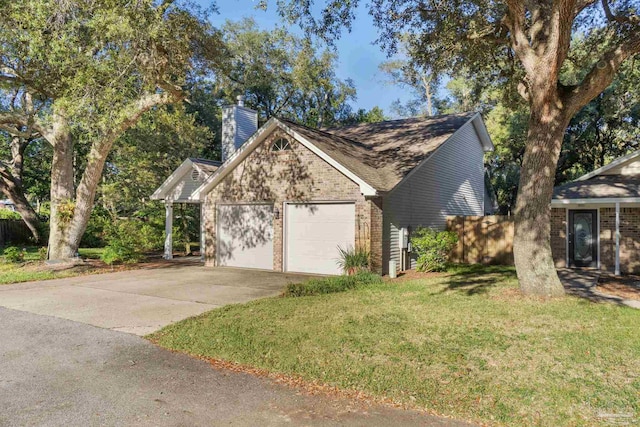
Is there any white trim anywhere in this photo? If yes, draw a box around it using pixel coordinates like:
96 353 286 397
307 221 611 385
552 197 640 205
151 159 194 201
387 114 494 195
164 202 173 260
615 202 620 276
565 208 569 267
575 149 640 181
200 203 205 262
597 208 601 270
469 113 495 152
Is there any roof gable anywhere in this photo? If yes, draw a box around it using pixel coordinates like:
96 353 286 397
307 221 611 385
575 150 640 181
151 158 220 202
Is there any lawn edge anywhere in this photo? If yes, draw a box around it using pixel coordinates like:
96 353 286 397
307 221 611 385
147 336 487 427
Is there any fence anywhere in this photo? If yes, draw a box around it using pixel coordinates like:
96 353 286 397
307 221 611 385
0 219 33 246
446 215 514 265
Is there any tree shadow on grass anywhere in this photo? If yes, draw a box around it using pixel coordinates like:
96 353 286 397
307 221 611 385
439 264 516 296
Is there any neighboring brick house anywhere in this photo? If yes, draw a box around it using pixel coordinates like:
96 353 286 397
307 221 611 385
153 98 494 275
552 150 640 275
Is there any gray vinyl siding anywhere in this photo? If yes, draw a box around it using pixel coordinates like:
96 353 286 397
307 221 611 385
234 107 259 149
222 106 258 161
382 122 486 273
168 168 206 201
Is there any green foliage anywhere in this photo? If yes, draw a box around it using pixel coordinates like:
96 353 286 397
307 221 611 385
3 246 25 263
100 219 162 265
80 208 110 248
284 271 383 297
336 245 370 275
410 227 458 272
0 210 22 220
219 18 357 128
37 246 47 260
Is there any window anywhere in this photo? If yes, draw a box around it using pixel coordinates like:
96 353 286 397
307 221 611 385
271 138 291 152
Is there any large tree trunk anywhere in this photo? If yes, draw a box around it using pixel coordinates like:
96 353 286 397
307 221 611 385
48 120 76 259
513 104 569 297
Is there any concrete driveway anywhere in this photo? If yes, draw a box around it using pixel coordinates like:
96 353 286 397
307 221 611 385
0 264 314 335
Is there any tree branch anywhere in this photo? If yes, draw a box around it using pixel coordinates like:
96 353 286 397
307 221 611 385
504 1 537 76
601 0 640 25
565 33 640 113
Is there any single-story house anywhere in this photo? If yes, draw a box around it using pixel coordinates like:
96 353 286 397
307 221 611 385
552 150 640 275
153 98 494 275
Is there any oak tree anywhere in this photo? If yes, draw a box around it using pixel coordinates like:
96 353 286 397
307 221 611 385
276 0 640 296
0 0 223 259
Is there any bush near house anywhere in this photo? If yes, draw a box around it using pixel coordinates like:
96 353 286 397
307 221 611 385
2 246 25 263
410 227 458 272
336 245 370 275
100 219 163 265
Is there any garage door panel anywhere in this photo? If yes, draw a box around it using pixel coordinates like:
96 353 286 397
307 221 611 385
217 204 273 270
285 203 355 275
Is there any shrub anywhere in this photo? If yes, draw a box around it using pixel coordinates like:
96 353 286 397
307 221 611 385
410 227 458 272
38 246 48 260
336 245 370 275
100 220 147 265
3 246 25 263
284 271 383 297
0 210 22 220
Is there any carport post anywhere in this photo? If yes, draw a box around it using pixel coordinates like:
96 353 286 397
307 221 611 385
200 203 205 262
164 201 173 260
615 202 620 276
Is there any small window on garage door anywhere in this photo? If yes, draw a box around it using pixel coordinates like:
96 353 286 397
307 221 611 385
285 202 355 275
217 204 274 270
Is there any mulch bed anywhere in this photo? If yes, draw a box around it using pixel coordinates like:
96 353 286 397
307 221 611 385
597 274 640 300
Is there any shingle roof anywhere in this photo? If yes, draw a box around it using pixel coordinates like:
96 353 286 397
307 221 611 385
553 175 640 199
281 112 477 192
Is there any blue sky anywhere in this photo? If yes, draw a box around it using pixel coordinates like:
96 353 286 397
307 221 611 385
198 0 416 115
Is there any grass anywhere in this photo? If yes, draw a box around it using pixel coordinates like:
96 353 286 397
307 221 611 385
0 247 107 285
284 271 383 297
149 265 640 426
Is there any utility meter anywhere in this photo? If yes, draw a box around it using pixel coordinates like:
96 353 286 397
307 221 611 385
399 227 409 249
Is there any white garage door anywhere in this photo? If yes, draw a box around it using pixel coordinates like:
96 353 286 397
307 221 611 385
217 204 273 270
285 203 355 275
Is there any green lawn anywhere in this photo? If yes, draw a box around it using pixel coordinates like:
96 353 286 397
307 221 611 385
149 265 640 426
0 247 106 285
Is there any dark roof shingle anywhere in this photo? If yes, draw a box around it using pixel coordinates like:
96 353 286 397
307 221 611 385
281 112 476 192
553 175 640 199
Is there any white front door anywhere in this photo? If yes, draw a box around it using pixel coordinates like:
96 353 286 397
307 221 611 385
217 204 274 270
285 203 356 275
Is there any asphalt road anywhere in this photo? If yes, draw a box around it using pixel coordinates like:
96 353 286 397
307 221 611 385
0 307 473 427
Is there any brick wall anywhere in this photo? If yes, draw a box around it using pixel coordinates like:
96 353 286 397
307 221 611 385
600 207 640 273
203 128 380 272
550 208 567 267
